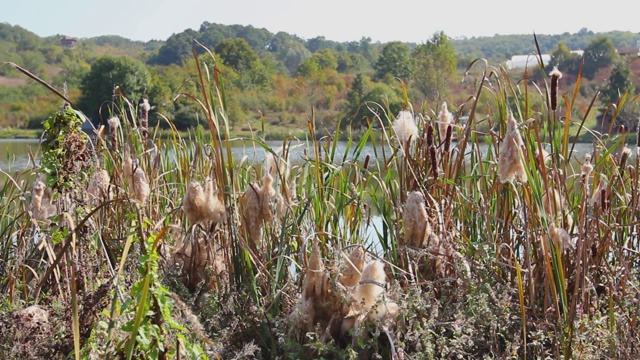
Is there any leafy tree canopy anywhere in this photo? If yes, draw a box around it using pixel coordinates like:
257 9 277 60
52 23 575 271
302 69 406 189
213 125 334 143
374 41 413 82
78 55 151 122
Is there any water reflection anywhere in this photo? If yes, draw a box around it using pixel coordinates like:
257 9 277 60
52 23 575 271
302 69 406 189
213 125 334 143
0 139 40 172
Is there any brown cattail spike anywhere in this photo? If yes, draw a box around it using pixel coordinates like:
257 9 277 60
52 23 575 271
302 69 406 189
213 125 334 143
550 67 562 111
620 147 631 170
429 145 438 180
443 124 453 153
426 124 434 148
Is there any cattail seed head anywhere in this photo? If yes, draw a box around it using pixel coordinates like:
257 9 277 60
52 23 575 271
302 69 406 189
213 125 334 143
107 116 120 150
363 154 370 170
426 124 434 148
139 98 151 138
124 154 149 204
581 154 593 183
339 246 365 288
438 102 453 141
620 147 632 169
498 113 527 183
429 145 438 180
30 177 56 221
601 186 609 211
239 172 276 248
403 191 431 247
392 110 419 145
443 124 453 153
87 166 111 204
550 67 562 111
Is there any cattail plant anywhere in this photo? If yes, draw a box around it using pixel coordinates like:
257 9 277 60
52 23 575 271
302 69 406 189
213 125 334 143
426 123 434 148
293 241 348 339
124 152 150 204
443 124 453 154
239 172 276 249
264 150 293 220
550 225 573 252
172 233 227 293
107 116 120 151
549 66 562 111
620 146 632 174
581 154 593 186
498 113 527 183
339 246 365 288
138 98 151 138
542 188 573 229
437 101 453 142
402 191 436 248
30 176 56 222
392 110 419 147
182 177 225 227
87 164 111 204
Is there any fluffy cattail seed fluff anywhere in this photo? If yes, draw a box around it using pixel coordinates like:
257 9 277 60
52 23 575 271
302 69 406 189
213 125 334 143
392 110 419 145
498 113 527 183
438 101 453 141
107 116 120 150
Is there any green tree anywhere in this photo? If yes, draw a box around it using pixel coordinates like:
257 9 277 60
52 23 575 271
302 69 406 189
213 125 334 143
152 29 199 65
214 38 259 71
374 41 413 82
312 49 338 70
600 60 635 106
412 32 457 104
78 55 151 122
582 35 618 79
297 57 323 80
343 74 403 128
597 60 637 132
336 51 368 73
276 39 311 75
547 41 581 76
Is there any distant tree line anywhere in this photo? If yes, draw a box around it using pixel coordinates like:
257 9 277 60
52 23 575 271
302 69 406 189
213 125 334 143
1 22 639 133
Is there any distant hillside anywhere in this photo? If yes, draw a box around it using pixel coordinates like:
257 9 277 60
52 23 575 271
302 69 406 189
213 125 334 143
2 21 639 136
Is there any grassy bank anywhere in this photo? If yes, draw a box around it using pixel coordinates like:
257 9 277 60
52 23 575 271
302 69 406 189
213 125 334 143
1 47 639 360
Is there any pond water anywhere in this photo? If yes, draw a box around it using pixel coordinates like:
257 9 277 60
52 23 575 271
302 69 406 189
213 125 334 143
0 138 41 174
0 137 605 175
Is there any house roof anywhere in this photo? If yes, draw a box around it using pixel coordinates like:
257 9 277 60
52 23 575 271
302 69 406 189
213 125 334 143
617 47 639 56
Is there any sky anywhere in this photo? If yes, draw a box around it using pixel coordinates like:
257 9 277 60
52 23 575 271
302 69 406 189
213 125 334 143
4 0 640 44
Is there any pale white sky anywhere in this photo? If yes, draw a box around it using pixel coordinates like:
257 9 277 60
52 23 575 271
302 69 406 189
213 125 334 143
3 0 639 43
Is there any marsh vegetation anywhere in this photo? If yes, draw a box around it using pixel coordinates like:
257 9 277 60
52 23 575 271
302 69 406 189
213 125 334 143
1 40 639 359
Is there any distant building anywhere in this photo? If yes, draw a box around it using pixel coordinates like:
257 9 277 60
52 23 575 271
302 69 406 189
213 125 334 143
617 46 640 57
60 36 78 48
506 54 551 69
